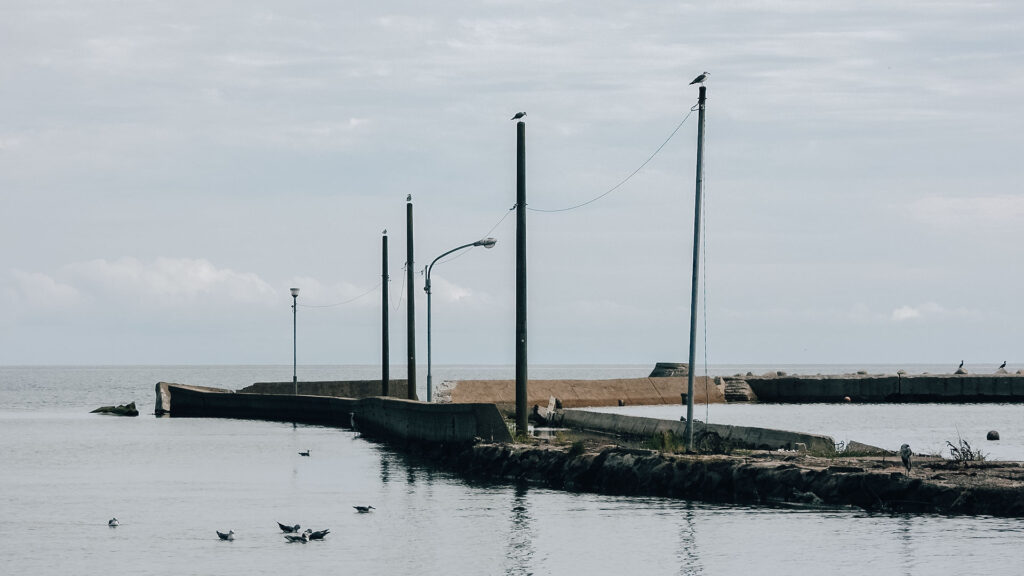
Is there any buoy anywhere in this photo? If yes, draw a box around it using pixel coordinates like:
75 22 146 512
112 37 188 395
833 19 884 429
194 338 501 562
987 430 1000 441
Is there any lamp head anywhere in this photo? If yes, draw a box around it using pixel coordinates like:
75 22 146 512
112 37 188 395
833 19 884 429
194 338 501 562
474 237 498 249
290 287 300 298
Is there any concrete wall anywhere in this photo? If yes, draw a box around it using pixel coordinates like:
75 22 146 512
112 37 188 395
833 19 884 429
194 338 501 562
446 377 724 412
741 374 1024 403
156 382 511 443
556 409 835 453
238 380 411 399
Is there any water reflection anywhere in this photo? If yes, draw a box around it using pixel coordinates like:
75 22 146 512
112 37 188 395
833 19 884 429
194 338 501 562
677 503 704 575
504 482 535 576
898 515 916 576
379 458 390 484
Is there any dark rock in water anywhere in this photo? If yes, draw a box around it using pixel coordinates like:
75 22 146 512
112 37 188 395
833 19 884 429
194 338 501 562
987 430 1000 441
91 402 139 417
649 362 688 377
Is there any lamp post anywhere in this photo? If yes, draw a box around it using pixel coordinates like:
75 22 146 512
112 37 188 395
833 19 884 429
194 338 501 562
290 287 300 395
424 237 497 402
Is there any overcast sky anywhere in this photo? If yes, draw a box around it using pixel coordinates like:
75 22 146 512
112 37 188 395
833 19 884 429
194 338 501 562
1 1 1022 368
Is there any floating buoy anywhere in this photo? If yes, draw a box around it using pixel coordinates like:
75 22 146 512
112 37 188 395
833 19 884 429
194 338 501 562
987 430 1000 441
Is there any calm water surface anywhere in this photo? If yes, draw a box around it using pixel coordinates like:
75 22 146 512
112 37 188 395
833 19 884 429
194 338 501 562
2 365 1023 575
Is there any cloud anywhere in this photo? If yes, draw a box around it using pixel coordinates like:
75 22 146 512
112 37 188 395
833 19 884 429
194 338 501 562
18 257 279 310
909 195 1024 228
9 270 81 310
890 302 976 322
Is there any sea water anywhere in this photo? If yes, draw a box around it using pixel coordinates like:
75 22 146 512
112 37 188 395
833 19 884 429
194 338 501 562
1 365 1023 575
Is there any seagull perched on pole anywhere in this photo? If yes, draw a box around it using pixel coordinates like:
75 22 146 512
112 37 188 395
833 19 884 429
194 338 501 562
900 444 913 474
511 111 526 121
689 71 709 85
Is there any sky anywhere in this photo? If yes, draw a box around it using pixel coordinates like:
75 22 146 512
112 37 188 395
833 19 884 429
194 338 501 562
1 1 1022 368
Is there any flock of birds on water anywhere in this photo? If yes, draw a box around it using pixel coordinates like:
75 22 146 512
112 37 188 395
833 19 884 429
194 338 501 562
108 449 374 543
107 506 374 543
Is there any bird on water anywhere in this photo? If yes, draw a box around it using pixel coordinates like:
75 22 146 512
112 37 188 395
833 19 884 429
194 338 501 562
299 450 310 457
900 444 913 474
308 529 330 540
354 505 375 513
284 529 312 543
278 522 301 533
689 71 709 85
511 111 526 121
108 518 118 527
217 530 234 541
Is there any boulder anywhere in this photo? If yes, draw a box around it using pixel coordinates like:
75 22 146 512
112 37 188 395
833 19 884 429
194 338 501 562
987 430 1000 441
91 402 139 417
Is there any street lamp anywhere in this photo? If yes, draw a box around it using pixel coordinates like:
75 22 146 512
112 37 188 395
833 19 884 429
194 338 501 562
424 237 497 402
290 287 300 395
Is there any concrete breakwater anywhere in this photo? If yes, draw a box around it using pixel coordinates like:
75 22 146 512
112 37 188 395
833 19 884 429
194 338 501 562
442 443 1024 517
155 382 511 444
556 410 836 453
441 376 723 412
736 373 1024 403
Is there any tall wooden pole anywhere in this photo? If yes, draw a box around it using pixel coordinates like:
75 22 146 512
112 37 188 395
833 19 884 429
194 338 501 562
515 119 528 436
382 232 389 397
406 197 417 400
685 86 707 451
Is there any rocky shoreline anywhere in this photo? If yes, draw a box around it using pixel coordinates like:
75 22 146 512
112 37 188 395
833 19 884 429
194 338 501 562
427 440 1024 517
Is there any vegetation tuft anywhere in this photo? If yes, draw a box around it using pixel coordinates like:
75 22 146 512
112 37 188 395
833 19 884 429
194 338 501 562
947 436 987 466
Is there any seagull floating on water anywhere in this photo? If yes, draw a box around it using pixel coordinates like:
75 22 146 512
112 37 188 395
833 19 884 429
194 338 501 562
900 444 913 474
511 111 526 121
689 71 709 85
284 529 312 543
299 450 310 457
278 522 301 533
308 529 330 540
108 518 118 527
217 530 234 541
354 505 375 513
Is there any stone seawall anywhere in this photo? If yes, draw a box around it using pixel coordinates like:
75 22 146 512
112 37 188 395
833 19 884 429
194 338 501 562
156 382 511 444
441 443 1024 517
739 373 1024 403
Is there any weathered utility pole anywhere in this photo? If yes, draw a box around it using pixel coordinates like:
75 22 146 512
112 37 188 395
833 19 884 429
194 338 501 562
381 231 389 397
406 196 417 400
685 86 707 451
515 118 528 436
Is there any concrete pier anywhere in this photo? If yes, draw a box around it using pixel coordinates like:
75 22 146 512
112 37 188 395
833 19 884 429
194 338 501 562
156 382 511 444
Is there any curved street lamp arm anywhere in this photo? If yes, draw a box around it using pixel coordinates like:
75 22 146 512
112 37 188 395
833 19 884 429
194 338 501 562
425 242 478 288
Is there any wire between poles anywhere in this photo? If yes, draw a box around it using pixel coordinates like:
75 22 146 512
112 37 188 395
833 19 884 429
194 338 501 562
298 282 383 308
527 109 695 213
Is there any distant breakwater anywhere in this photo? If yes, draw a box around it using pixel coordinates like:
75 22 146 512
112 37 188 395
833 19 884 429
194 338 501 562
731 372 1024 403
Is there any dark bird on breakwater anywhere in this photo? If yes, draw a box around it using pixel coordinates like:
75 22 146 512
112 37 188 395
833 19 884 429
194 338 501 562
958 360 964 370
216 530 234 541
689 71 710 85
308 529 330 540
299 450 310 457
511 112 526 121
900 444 913 474
278 522 301 533
108 518 118 527
1000 361 1007 369
354 505 375 513
284 529 312 543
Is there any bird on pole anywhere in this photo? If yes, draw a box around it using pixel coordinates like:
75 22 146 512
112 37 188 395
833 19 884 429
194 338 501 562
900 444 913 474
511 111 526 121
689 71 709 85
